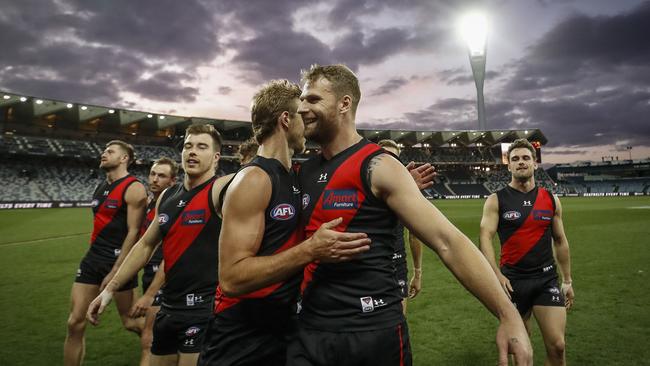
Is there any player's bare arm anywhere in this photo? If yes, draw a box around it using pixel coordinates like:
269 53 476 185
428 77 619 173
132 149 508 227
218 166 371 297
552 195 574 309
129 259 166 318
368 153 533 366
100 181 147 290
87 193 165 325
479 194 514 298
407 230 424 299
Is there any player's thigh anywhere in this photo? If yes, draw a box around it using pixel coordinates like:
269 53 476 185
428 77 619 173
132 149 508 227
144 306 161 333
69 283 99 321
113 288 136 316
150 353 178 366
177 352 200 366
533 305 567 346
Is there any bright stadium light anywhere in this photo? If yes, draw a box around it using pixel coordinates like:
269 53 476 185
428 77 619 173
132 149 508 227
159 115 166 120
81 106 88 110
108 109 115 114
66 103 73 108
459 11 488 131
20 97 27 102
460 12 487 57
3 95 10 100
147 114 153 118
35 99 43 104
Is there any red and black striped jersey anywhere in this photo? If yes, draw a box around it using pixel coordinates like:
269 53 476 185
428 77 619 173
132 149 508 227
140 198 162 266
87 175 139 262
157 176 221 315
497 185 556 278
298 139 403 332
214 156 303 315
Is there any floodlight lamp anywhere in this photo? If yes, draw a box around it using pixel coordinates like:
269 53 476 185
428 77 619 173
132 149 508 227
66 103 73 108
460 12 488 56
20 97 27 102
3 95 10 100
147 114 153 118
159 115 166 120
35 99 43 104
81 106 88 110
108 109 115 114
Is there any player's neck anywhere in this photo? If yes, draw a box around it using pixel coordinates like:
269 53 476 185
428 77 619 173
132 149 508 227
508 177 536 193
184 170 215 190
105 167 128 184
320 124 362 160
257 135 292 171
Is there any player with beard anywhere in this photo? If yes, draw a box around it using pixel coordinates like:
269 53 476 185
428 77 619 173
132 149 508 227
480 138 574 366
129 157 179 366
198 79 373 366
287 64 533 366
87 125 228 366
64 140 147 366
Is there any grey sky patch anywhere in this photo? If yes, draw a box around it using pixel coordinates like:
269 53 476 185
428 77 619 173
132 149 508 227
370 77 409 96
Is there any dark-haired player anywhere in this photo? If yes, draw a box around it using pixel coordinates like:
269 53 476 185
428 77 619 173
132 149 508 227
64 140 147 366
480 138 574 366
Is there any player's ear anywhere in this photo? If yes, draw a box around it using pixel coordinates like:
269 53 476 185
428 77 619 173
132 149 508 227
279 111 290 130
339 95 352 114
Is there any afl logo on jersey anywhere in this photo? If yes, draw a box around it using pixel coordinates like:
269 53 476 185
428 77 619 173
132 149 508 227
503 211 521 220
271 203 295 220
158 213 170 224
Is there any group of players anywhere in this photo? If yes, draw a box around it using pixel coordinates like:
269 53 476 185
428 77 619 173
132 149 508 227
63 64 574 366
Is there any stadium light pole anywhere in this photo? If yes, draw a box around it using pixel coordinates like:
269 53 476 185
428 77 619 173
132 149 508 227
460 12 488 131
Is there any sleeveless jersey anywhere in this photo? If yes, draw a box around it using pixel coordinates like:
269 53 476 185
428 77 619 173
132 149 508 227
157 176 221 315
496 185 556 278
88 175 139 262
392 222 407 274
299 139 403 332
140 198 162 266
214 156 303 313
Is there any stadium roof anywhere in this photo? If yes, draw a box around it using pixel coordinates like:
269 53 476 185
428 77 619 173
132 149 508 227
1 91 547 147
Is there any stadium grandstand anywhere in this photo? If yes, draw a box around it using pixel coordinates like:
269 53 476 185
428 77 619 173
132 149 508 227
1 90 648 207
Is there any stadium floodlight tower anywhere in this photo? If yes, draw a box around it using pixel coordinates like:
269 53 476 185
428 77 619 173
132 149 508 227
460 12 488 131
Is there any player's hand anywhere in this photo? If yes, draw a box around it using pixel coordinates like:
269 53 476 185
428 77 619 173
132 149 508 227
561 282 574 310
406 162 435 190
86 289 114 326
129 294 154 318
408 270 422 299
309 217 371 262
496 313 533 366
497 273 513 300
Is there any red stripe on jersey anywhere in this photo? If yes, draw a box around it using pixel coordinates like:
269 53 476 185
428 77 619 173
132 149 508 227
163 182 214 273
500 188 554 266
139 202 156 238
214 229 303 313
300 143 381 294
90 176 137 244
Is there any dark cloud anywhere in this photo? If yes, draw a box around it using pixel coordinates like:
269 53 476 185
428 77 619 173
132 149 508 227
218 86 233 95
544 149 588 155
370 77 409 96
0 0 218 104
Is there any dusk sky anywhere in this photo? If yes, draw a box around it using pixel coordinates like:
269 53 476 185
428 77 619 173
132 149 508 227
1 0 649 164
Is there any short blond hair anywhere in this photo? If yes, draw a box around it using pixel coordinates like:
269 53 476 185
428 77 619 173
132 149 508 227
377 139 400 155
251 79 302 144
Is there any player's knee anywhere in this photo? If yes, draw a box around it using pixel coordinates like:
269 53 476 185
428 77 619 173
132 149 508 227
66 313 86 335
122 317 143 334
547 338 565 359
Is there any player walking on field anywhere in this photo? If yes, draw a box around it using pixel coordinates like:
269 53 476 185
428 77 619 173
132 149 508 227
480 138 575 366
64 140 147 366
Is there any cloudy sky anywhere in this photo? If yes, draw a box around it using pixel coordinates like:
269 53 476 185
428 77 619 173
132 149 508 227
1 0 649 164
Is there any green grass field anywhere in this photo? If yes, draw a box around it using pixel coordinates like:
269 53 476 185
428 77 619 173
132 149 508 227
1 196 649 365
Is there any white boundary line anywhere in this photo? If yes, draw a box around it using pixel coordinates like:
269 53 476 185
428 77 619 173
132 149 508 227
0 233 89 248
